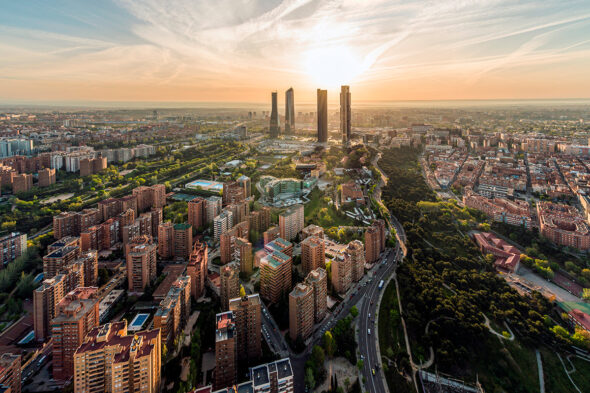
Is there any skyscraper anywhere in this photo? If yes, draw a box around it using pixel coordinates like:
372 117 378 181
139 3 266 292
340 85 351 145
285 87 295 134
270 91 280 138
317 89 328 143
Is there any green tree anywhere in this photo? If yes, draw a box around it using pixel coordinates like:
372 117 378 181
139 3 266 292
324 331 336 358
350 305 359 318
304 367 315 389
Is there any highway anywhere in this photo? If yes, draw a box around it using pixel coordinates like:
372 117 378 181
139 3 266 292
357 244 402 393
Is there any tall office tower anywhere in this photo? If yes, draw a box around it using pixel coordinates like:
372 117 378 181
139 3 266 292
174 223 193 259
158 222 175 259
365 219 385 264
331 253 352 294
229 294 262 363
305 267 327 323
259 251 292 304
214 210 234 242
340 85 351 145
52 287 99 381
301 235 325 274
237 175 251 198
317 89 328 143
279 204 304 241
215 311 237 390
74 321 161 393
205 196 222 224
346 240 365 283
223 181 246 206
269 91 280 138
285 87 295 134
126 235 157 292
220 263 240 311
288 283 314 341
187 241 208 300
0 353 21 393
188 197 205 229
154 275 191 349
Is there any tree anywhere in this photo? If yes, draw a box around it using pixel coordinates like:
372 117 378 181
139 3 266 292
350 305 359 318
304 367 315 389
324 331 336 358
239 285 246 297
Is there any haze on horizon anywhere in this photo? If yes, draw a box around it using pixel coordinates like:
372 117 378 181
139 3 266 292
1 0 590 104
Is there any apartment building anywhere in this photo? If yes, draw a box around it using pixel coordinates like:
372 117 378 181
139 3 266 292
260 251 292 304
0 232 27 267
52 287 99 381
279 204 304 241
154 275 191 349
126 235 157 292
215 312 237 390
0 353 21 393
73 320 161 393
38 167 56 187
301 235 325 275
345 240 365 283
288 283 314 341
188 197 205 229
220 263 240 311
228 294 262 363
187 241 208 300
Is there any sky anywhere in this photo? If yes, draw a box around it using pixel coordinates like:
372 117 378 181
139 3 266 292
1 0 590 104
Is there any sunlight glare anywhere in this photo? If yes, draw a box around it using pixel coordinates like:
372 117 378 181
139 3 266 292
303 46 365 88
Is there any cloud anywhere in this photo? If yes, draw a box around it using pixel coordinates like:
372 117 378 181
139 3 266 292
1 0 590 101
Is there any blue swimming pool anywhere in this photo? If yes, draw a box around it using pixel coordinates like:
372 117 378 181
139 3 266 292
185 179 224 191
129 313 149 330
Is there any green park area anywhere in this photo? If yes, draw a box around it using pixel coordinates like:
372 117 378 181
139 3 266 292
377 146 590 392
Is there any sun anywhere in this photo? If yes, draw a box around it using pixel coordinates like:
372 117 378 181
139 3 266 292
303 45 365 88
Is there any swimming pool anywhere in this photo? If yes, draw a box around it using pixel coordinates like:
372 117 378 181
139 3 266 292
129 313 149 331
185 179 224 192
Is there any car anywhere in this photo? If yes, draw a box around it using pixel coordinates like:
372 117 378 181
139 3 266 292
367 329 371 335
368 313 371 319
360 354 364 361
372 368 376 376
370 300 374 305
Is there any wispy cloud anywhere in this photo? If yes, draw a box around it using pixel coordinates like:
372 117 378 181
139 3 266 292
1 0 590 101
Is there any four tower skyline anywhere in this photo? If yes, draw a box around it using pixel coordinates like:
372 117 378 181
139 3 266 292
269 86 351 144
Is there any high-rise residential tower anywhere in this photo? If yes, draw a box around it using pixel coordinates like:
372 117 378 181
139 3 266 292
317 89 328 143
270 91 280 138
229 294 262 363
340 85 351 145
285 87 295 134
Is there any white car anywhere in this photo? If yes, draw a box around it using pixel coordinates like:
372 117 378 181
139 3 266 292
367 329 371 335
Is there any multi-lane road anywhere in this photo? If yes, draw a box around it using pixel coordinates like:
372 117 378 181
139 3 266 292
358 244 402 393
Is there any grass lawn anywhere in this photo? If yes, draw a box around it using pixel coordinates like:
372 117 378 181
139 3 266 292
541 348 578 393
460 337 539 393
568 356 590 392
